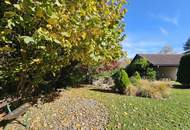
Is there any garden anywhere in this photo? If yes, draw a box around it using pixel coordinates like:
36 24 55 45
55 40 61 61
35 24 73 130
1 0 190 130
2 84 190 130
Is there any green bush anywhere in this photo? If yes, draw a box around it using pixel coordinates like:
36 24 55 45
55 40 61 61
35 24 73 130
54 63 89 87
177 54 190 86
133 71 141 80
130 71 141 85
126 58 149 77
112 69 131 94
146 68 156 80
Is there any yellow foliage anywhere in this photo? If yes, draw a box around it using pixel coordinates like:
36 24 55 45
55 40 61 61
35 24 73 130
81 32 87 40
47 18 58 25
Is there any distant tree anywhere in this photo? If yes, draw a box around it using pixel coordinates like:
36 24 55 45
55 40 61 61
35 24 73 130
184 38 190 51
159 44 175 54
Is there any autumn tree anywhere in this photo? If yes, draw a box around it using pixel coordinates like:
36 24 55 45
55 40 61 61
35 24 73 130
0 0 127 96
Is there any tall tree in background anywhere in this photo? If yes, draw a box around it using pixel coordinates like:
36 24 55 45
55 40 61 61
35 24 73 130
184 38 190 51
159 44 175 54
0 0 127 96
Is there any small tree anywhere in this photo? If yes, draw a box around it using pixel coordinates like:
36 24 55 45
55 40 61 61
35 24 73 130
177 54 190 86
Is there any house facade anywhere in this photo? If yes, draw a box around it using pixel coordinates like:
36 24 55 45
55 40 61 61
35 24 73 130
131 54 183 80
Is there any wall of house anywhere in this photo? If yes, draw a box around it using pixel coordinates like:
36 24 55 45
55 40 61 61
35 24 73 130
157 67 178 80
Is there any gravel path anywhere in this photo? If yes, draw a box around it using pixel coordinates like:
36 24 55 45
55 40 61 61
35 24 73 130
4 91 109 130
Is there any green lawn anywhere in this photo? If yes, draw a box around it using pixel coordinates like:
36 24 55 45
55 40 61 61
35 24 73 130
70 87 190 130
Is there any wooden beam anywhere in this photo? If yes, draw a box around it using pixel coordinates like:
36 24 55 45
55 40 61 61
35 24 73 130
2 103 31 121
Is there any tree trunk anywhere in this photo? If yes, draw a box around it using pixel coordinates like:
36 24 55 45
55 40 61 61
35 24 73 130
17 72 33 97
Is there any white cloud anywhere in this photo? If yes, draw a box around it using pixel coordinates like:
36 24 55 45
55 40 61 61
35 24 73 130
159 15 179 26
160 27 169 35
149 12 180 26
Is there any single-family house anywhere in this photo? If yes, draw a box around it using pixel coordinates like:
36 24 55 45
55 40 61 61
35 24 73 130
131 54 183 80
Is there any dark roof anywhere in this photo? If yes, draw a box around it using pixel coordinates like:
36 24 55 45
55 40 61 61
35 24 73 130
137 54 183 67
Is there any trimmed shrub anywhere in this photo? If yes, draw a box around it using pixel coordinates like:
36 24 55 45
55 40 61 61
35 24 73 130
177 54 190 86
112 69 131 94
146 68 156 80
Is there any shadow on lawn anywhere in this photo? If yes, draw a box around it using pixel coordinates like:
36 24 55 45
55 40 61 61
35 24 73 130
172 84 190 89
90 88 116 94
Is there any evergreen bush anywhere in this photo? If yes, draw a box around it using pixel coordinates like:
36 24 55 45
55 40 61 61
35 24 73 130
112 69 131 94
146 68 156 80
177 54 190 86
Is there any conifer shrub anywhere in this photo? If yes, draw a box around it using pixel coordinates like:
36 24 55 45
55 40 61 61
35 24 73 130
177 54 190 86
112 69 131 94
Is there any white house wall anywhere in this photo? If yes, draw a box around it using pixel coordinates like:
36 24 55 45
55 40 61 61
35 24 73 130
157 67 178 80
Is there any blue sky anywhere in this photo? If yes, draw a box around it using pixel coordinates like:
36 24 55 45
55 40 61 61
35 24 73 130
121 0 190 58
